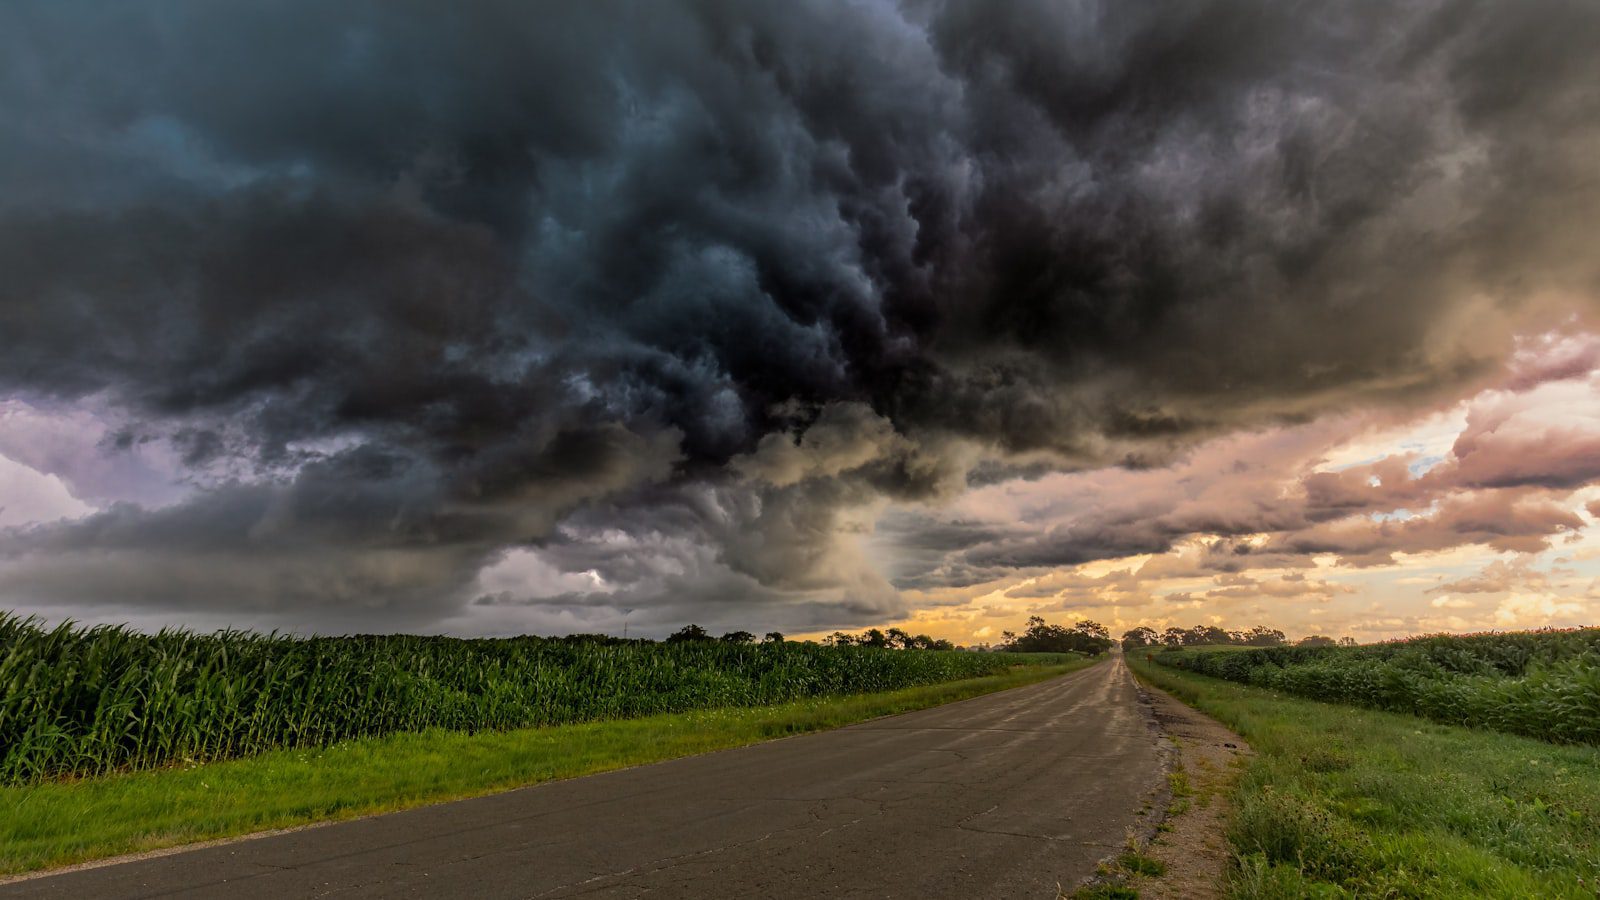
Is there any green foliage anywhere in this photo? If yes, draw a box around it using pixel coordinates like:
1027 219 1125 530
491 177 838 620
1125 624 1287 650
822 627 956 650
1002 616 1113 654
1117 851 1167 877
665 623 711 642
0 613 1061 784
1131 657 1600 898
1154 628 1600 746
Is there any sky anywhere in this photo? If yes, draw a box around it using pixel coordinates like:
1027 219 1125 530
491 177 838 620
1 0 1598 643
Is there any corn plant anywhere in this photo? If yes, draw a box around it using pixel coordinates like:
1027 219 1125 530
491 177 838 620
0 613 1069 784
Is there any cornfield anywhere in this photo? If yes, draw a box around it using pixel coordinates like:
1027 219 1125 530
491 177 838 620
0 613 1064 784
1155 628 1600 745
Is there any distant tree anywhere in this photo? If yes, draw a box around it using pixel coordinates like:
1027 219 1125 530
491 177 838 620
1122 626 1159 649
1002 616 1113 655
858 628 890 649
1161 627 1186 648
764 631 785 644
928 637 955 651
721 630 755 644
1073 620 1110 641
1184 625 1232 646
1241 626 1287 647
1338 636 1358 647
886 627 912 649
666 624 711 643
825 631 856 647
1297 635 1338 647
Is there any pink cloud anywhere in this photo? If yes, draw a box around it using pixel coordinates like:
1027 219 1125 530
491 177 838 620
893 329 1600 619
1503 330 1600 392
1269 491 1583 564
1442 394 1600 490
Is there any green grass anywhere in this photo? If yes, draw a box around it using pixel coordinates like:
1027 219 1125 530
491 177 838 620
1117 850 1167 877
1130 658 1600 898
1154 629 1600 746
0 659 1094 876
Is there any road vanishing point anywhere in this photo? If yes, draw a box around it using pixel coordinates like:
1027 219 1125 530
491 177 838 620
5 656 1165 899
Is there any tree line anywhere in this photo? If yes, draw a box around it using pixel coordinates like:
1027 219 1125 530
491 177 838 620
661 617 1120 655
664 623 959 650
820 628 958 650
997 616 1115 655
1121 624 1357 649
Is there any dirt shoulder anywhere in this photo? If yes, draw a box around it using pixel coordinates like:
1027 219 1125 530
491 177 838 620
1144 682 1252 898
1078 677 1252 899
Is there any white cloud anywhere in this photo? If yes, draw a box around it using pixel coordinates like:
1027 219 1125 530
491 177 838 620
0 453 93 528
1493 592 1590 628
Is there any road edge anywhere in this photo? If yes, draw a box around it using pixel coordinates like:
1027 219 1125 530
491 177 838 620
3 659 1107 884
1067 658 1251 899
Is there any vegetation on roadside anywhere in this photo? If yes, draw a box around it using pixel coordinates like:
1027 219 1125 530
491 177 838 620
1154 628 1600 745
1131 657 1600 898
0 612 1073 784
0 660 1092 876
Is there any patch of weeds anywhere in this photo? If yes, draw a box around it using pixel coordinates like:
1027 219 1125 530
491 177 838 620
1229 785 1376 882
1228 853 1345 899
1168 767 1193 816
1117 850 1166 877
1298 744 1352 774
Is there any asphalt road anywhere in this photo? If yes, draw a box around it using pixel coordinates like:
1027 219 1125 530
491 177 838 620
6 655 1164 899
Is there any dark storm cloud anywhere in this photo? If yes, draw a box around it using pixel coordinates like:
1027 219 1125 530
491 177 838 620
2 0 1598 630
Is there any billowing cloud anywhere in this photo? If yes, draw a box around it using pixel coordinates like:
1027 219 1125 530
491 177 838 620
1 0 1599 635
0 455 93 528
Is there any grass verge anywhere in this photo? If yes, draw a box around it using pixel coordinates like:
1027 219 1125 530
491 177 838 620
1 658 1093 877
1129 657 1600 898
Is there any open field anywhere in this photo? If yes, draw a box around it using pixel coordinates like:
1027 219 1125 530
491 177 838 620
0 658 1094 877
0 613 1071 783
1154 629 1600 745
1130 657 1600 898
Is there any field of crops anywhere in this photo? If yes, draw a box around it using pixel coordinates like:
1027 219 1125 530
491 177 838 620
0 614 1066 784
1154 628 1600 745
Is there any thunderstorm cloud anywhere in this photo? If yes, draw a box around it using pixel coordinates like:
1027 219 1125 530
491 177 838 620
1 0 1598 637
